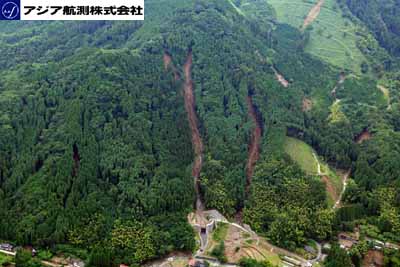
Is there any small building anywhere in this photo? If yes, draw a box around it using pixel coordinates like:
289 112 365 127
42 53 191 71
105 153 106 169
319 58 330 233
385 242 400 250
23 246 37 256
0 243 13 252
68 259 85 267
339 239 356 250
188 259 206 267
338 232 359 242
338 232 359 250
368 239 385 250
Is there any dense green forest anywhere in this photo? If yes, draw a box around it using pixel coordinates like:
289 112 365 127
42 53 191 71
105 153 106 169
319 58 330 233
0 0 400 266
343 0 400 57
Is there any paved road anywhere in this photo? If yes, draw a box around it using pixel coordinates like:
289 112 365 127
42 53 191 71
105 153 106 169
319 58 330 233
0 249 15 256
309 242 322 264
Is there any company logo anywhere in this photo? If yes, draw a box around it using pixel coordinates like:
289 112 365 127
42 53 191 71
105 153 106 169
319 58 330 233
0 0 20 20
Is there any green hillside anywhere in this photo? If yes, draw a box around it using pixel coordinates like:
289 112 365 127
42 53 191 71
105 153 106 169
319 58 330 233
284 137 319 175
268 0 366 72
0 0 400 266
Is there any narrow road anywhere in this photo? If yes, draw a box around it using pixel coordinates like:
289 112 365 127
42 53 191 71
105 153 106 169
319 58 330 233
313 152 351 209
309 242 322 264
331 73 346 99
0 249 15 256
0 250 62 267
377 85 391 110
333 169 351 209
183 51 205 212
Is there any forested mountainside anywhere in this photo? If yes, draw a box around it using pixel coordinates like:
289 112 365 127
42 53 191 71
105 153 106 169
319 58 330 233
343 0 400 57
0 0 400 266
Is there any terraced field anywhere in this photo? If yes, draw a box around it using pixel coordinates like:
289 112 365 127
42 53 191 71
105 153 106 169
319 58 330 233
204 222 281 265
268 0 366 73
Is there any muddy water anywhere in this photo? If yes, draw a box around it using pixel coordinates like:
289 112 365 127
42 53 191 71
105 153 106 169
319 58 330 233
245 96 262 194
183 51 205 211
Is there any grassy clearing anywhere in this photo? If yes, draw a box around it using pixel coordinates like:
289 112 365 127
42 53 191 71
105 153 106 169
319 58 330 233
328 100 348 124
377 84 390 108
284 137 343 206
267 0 366 72
212 222 229 242
284 137 318 175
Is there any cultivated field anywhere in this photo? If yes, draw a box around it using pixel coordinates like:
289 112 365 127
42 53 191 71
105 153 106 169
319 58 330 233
205 222 281 266
267 0 366 73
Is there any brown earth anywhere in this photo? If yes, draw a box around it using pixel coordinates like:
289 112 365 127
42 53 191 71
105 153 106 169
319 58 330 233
163 53 172 71
355 129 372 144
245 96 262 194
362 250 384 267
272 67 289 87
322 175 338 204
302 0 324 30
302 98 313 112
183 51 204 211
163 52 180 81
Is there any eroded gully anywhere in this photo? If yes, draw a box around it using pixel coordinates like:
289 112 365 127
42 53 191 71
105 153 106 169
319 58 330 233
245 95 262 194
183 51 205 212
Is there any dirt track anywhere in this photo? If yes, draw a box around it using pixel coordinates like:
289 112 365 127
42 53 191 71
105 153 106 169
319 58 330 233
331 73 346 99
245 96 262 193
302 0 324 30
183 51 205 211
334 169 351 209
